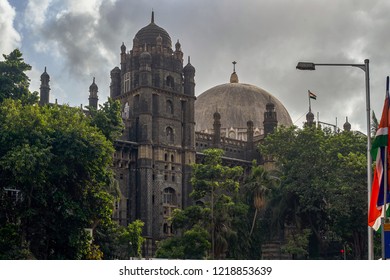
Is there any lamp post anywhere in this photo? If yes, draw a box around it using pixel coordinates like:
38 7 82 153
296 59 372 260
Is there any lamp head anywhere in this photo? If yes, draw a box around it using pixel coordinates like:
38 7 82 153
296 62 316 70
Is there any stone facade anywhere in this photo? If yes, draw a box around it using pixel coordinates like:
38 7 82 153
39 13 285 257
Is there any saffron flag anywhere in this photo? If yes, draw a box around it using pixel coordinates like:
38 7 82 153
369 82 390 231
308 90 317 100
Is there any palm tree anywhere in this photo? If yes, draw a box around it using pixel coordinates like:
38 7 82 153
244 163 280 236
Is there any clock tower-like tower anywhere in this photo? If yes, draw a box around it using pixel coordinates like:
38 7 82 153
110 12 196 256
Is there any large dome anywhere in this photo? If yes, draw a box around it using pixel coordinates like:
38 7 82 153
195 79 292 133
134 12 172 48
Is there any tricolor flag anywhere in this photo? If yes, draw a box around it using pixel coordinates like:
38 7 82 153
308 90 317 100
369 82 390 231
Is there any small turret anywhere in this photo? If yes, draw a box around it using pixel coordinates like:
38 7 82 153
305 111 315 127
213 111 221 147
183 56 195 96
89 77 98 109
230 61 239 83
343 116 351 132
263 100 278 135
39 67 50 106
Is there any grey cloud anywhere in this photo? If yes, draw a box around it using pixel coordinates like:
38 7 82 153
16 0 390 131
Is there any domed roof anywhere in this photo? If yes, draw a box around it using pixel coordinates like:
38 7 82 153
195 79 292 132
134 12 172 48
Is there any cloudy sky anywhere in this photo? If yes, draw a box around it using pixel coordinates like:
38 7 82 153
2 0 390 133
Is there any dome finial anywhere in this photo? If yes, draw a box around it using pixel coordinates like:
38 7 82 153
230 61 239 83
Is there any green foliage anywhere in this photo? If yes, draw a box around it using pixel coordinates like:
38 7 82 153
155 225 210 259
282 228 311 259
88 97 124 142
259 126 367 259
0 99 116 259
94 220 145 260
190 149 243 200
191 149 243 259
0 49 38 104
120 220 145 259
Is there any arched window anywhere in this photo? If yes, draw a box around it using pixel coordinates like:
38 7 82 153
166 75 174 88
166 127 174 143
123 72 130 92
166 100 173 114
195 200 205 207
163 187 176 205
171 154 174 162
122 102 129 119
163 223 169 234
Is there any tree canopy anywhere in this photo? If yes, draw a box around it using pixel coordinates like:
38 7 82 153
260 125 367 259
0 99 118 259
0 49 38 104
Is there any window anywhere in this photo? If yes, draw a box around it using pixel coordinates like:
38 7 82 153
164 153 168 161
171 154 174 162
163 187 176 204
122 102 130 119
166 127 174 143
166 76 174 88
4 188 22 203
166 100 173 114
163 223 169 234
123 72 130 92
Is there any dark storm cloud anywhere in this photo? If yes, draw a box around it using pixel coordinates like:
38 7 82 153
16 0 390 131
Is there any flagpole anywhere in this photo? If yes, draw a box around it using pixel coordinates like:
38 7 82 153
308 90 312 112
382 146 387 259
382 77 390 260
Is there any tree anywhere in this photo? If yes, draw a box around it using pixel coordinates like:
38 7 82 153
155 224 210 259
259 126 367 259
0 99 117 259
243 161 280 236
88 97 124 142
0 49 38 104
190 148 243 259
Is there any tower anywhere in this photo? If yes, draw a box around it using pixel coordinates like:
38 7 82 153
263 100 278 136
88 77 98 109
343 117 351 132
110 12 196 253
39 67 50 106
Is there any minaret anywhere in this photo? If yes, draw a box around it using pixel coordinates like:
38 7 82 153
343 117 351 132
39 67 50 106
88 77 98 109
183 56 195 96
213 111 221 147
263 100 278 135
230 61 239 83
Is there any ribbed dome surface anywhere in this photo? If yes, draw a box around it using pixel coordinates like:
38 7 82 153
195 83 292 132
134 22 172 48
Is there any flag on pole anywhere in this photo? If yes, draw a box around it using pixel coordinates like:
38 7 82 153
308 90 317 100
369 79 390 231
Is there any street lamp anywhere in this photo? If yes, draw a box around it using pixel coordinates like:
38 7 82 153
296 59 372 260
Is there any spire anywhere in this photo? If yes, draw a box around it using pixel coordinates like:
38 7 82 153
230 61 239 83
39 67 50 105
343 116 351 132
89 77 98 109
151 10 154 23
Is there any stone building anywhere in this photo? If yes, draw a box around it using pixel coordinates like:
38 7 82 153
39 12 298 257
